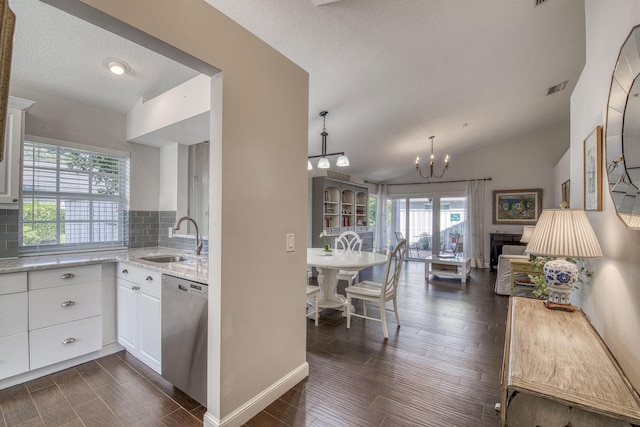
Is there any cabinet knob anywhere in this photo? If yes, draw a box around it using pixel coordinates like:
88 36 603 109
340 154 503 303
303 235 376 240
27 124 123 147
131 286 140 291
61 300 75 307
62 338 76 345
60 273 75 279
146 276 153 281
12 198 17 202
122 269 128 274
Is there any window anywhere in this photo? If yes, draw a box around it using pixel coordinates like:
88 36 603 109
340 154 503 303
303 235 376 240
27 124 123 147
20 140 130 254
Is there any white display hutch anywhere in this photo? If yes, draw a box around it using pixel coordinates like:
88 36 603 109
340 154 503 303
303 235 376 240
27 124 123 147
311 176 372 251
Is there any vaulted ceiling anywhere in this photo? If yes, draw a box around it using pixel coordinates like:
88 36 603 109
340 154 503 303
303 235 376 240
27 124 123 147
204 0 586 182
9 0 586 183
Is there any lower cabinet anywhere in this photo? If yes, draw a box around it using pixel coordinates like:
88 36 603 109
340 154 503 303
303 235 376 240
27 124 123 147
0 333 29 380
0 272 29 380
28 265 102 371
0 266 103 381
116 263 162 373
30 317 102 370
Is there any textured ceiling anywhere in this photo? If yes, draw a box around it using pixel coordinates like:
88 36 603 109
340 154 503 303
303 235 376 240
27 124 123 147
204 0 586 182
8 0 199 115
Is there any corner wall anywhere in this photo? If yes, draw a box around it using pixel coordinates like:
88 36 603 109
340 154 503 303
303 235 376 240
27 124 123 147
72 0 310 424
570 0 640 391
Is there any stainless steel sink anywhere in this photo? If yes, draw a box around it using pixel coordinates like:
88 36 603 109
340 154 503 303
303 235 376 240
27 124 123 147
139 255 195 264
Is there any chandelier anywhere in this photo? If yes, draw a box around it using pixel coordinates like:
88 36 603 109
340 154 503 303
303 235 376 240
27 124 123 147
415 135 450 179
308 111 350 170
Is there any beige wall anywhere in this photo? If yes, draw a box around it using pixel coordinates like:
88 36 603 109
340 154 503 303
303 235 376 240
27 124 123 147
570 0 640 391
70 0 310 424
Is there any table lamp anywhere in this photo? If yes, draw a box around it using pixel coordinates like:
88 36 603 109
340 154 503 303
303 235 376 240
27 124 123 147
525 207 602 311
520 226 535 244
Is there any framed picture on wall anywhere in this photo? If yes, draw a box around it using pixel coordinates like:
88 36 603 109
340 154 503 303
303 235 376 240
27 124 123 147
492 188 543 225
562 179 570 207
584 126 602 211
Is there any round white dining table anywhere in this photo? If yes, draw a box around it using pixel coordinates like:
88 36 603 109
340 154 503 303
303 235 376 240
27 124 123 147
307 248 388 316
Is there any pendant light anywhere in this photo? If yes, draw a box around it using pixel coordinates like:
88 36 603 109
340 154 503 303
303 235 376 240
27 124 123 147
308 111 349 170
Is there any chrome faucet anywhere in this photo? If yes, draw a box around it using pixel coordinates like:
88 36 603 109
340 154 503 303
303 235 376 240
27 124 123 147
174 216 203 255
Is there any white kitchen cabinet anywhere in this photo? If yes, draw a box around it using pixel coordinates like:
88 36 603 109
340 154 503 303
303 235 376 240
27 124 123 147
30 316 102 370
27 265 102 371
0 97 34 205
0 272 29 380
116 263 162 373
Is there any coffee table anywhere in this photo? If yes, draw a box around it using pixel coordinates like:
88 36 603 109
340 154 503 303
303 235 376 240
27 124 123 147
425 255 471 283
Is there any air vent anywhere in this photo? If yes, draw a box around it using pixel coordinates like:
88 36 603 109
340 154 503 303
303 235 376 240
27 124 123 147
533 0 548 7
546 80 567 96
311 0 340 5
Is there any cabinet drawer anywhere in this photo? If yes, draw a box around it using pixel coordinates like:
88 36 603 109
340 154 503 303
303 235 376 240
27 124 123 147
30 316 102 370
29 264 102 291
29 282 101 330
0 292 28 337
0 272 27 295
116 263 161 292
0 333 29 380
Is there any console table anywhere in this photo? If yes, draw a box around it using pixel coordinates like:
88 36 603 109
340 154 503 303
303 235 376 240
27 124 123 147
489 233 525 271
500 297 640 426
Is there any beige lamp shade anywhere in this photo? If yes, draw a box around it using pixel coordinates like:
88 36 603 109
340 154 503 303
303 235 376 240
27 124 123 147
525 209 603 258
520 226 536 243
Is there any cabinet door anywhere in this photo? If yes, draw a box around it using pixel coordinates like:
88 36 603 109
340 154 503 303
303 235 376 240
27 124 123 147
0 292 27 337
0 333 29 380
116 278 137 352
0 107 21 204
137 285 161 374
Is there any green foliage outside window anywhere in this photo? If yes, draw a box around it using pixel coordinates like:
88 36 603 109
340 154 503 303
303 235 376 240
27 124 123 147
368 196 376 227
22 201 64 246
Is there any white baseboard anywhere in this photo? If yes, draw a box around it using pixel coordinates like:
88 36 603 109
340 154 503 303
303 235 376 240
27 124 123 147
203 362 309 427
0 342 124 390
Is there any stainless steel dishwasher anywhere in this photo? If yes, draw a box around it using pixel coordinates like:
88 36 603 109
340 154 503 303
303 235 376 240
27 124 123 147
161 274 208 406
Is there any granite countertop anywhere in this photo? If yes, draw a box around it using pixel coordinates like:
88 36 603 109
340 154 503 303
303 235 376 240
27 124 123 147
0 247 209 284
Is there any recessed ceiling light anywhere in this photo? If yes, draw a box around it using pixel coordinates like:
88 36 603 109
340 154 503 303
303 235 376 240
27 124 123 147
105 59 130 75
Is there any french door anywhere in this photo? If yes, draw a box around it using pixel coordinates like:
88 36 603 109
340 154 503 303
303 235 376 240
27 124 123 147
388 195 466 260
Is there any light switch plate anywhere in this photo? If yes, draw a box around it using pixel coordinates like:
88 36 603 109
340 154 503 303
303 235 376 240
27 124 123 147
286 233 295 252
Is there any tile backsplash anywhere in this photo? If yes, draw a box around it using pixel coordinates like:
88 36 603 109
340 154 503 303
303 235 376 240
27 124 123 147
0 210 206 258
158 211 208 254
127 210 159 248
129 210 208 252
0 209 19 258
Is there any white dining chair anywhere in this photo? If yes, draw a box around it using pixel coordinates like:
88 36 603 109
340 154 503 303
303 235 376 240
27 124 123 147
306 284 320 326
335 231 363 286
345 239 406 339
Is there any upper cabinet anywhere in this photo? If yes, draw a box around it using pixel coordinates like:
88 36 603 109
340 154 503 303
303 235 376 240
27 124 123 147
0 96 34 205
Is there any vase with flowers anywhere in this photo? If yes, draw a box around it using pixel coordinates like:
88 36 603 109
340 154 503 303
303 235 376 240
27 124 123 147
319 230 332 254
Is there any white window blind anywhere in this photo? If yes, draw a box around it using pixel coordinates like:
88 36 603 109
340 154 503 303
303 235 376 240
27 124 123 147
20 141 130 254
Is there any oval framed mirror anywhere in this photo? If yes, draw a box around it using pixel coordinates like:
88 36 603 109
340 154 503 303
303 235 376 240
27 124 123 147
606 24 640 229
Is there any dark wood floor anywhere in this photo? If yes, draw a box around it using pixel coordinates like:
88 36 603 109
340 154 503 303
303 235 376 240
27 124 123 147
248 262 507 427
0 262 507 427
